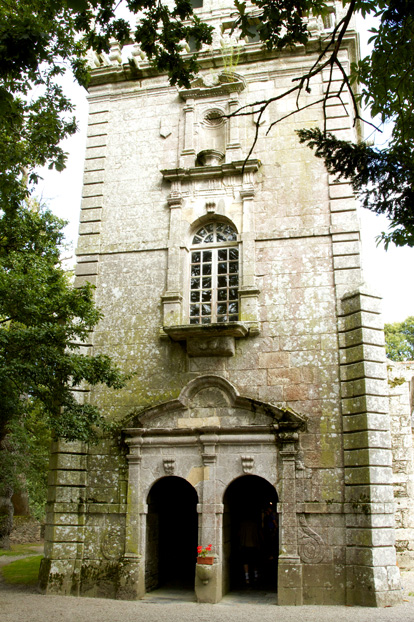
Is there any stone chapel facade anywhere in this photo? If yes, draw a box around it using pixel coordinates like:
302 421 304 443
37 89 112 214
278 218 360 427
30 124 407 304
40 0 414 607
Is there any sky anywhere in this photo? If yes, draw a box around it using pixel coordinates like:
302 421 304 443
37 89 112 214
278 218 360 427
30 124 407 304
37 14 414 326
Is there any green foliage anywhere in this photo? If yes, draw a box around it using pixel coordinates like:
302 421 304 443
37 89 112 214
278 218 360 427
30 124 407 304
296 129 414 247
385 316 414 361
234 0 331 49
233 1 414 247
1 555 43 584
0 205 127 443
0 1 213 225
0 205 128 524
0 403 51 521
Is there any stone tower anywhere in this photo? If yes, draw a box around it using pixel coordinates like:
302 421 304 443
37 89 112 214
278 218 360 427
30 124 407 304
40 0 406 606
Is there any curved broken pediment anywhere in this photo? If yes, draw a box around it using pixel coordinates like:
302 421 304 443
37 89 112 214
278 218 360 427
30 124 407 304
179 71 246 100
123 375 307 433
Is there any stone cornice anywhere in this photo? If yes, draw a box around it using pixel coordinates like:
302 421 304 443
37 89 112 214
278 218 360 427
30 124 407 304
87 32 359 90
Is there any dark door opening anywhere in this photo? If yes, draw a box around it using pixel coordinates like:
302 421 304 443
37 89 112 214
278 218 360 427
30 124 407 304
223 475 278 593
146 476 198 591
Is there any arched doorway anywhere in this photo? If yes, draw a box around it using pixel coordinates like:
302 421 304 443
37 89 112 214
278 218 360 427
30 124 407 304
223 475 278 593
145 476 198 592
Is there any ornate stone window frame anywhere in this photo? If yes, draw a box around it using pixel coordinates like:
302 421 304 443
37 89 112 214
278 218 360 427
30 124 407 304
160 71 260 356
160 160 261 355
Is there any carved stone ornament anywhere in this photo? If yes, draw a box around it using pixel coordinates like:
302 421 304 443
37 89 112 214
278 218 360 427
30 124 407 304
163 322 248 357
206 201 216 213
101 527 122 561
241 455 254 473
163 458 175 475
298 515 325 564
160 119 172 139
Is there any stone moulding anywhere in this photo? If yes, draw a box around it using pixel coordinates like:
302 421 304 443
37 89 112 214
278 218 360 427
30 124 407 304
161 159 261 183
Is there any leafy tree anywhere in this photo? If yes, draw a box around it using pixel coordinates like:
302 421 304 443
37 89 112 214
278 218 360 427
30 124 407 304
231 1 414 247
0 204 128 546
0 204 127 443
385 316 414 361
0 1 213 221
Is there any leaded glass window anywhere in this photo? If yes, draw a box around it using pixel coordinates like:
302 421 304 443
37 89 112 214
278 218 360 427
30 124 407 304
189 223 239 324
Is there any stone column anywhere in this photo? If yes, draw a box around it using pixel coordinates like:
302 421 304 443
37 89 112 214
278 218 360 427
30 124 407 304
339 286 402 606
118 434 143 599
195 433 222 603
277 432 303 605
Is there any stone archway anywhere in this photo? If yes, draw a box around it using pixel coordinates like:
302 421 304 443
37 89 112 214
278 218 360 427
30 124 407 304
223 475 278 593
122 375 306 602
145 476 198 591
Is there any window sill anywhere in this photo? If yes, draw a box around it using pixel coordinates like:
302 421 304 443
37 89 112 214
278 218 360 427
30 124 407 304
163 322 250 357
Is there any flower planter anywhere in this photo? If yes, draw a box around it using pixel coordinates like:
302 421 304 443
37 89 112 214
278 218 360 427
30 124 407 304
197 556 214 565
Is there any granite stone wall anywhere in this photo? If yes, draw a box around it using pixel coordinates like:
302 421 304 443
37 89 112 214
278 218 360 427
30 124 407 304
39 0 407 606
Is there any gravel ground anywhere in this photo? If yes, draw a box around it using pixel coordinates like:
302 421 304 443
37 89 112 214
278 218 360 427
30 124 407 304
2 556 414 622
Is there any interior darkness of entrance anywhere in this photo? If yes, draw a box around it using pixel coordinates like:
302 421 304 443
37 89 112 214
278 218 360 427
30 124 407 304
223 475 278 592
146 476 198 591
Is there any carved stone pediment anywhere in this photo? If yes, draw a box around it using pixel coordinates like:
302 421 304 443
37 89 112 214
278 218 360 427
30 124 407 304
123 375 307 433
180 72 246 100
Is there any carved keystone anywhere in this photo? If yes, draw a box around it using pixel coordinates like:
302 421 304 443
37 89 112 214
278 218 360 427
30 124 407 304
241 455 254 473
163 458 175 475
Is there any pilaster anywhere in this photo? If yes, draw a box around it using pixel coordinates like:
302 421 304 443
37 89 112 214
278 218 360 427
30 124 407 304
277 431 303 605
118 433 143 599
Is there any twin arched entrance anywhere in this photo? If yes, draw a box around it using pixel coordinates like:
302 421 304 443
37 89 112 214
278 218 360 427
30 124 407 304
145 474 278 595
